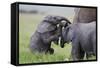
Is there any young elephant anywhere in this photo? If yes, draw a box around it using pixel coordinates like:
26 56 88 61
62 21 96 60
30 15 70 54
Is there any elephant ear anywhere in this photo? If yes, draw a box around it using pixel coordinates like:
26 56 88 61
37 22 56 33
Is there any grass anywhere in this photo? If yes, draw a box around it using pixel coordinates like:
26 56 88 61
19 43 72 64
19 13 96 64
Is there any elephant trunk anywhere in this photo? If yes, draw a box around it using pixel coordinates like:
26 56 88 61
59 18 71 48
60 18 71 24
59 18 71 28
60 31 65 48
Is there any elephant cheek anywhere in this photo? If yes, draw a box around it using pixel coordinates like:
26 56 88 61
66 32 72 43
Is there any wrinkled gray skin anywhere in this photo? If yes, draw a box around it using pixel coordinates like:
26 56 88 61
30 15 70 54
62 21 96 60
73 8 96 23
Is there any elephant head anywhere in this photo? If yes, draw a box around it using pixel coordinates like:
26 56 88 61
30 15 71 54
59 19 71 48
62 25 73 42
54 16 71 46
44 15 71 25
37 15 71 35
60 24 72 48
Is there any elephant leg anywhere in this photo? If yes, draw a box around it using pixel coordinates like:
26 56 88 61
48 48 54 54
86 52 94 60
71 40 81 61
86 53 90 59
79 43 85 60
79 48 85 60
71 47 79 60
71 49 79 61
72 49 84 61
45 48 54 54
53 39 59 45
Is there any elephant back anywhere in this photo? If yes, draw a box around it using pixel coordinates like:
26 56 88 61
73 8 96 23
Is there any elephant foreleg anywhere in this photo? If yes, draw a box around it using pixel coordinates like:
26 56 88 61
46 48 54 54
71 40 83 61
71 45 79 60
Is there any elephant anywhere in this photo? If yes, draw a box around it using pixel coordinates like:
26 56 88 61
73 8 96 23
30 15 71 54
62 21 96 60
60 8 97 48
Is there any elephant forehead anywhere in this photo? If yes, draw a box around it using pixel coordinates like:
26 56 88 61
37 22 56 33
